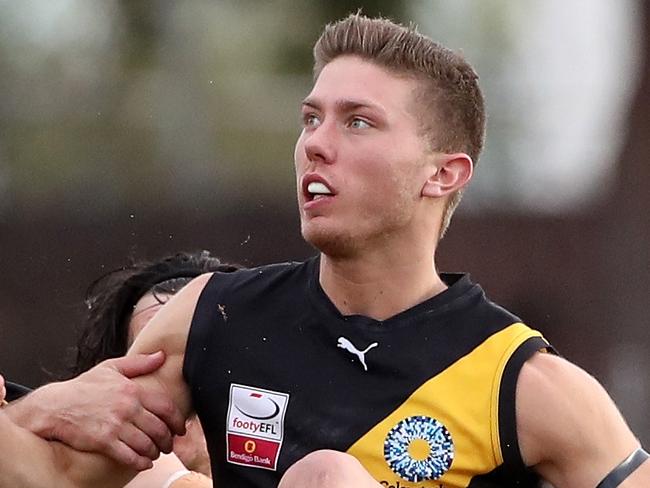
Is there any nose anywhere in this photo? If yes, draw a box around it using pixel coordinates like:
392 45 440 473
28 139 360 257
302 121 336 165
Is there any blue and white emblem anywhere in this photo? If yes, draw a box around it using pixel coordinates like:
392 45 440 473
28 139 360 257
384 415 454 482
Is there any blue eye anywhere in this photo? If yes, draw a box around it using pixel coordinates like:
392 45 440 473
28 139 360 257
303 114 321 128
350 118 371 129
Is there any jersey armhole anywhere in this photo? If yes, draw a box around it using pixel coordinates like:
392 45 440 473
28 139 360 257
497 335 555 478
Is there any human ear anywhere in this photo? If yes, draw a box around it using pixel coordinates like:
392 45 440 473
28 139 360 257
421 153 473 198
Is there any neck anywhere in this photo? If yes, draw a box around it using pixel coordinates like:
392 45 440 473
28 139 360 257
319 244 447 321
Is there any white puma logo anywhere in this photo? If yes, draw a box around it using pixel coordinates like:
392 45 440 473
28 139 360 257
337 337 378 371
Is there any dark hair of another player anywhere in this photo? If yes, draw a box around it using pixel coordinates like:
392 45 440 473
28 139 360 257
67 250 240 378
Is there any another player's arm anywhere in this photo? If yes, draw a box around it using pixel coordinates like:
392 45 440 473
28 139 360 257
0 410 131 488
5 352 183 469
0 409 208 488
0 274 212 488
517 352 649 487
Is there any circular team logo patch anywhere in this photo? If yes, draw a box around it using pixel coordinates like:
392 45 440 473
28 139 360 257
383 415 454 482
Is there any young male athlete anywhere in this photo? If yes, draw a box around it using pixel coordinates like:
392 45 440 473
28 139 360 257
9 13 649 488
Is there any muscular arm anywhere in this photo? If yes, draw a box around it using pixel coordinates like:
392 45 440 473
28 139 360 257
0 410 131 488
126 273 214 419
5 352 183 469
0 273 212 488
517 352 649 487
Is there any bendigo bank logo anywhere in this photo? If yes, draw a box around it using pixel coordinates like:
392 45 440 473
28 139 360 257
226 383 289 471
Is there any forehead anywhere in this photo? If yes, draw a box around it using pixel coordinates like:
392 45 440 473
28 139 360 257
307 56 419 114
132 291 164 316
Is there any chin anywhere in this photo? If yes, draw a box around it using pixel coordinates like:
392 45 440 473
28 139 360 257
301 222 358 259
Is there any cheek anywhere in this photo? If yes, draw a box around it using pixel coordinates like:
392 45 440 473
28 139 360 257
128 319 144 345
356 159 422 209
353 155 402 192
128 311 156 343
294 133 306 169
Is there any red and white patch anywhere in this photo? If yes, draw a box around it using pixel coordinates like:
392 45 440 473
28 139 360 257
226 384 290 471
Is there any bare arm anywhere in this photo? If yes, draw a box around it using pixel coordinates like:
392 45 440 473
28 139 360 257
173 414 212 477
125 273 214 419
517 352 649 487
123 273 215 486
0 273 212 488
0 409 66 488
0 410 131 488
5 352 184 470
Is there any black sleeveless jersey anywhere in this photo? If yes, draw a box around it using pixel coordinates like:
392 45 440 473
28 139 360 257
183 257 551 487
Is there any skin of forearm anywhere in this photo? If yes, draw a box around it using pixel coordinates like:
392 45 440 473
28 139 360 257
0 412 70 488
3 385 58 437
1 410 135 488
51 440 136 488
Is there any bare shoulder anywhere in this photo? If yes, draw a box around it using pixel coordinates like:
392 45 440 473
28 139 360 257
516 352 642 487
129 273 214 356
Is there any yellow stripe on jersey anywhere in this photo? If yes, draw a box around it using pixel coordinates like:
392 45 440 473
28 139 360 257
347 323 544 488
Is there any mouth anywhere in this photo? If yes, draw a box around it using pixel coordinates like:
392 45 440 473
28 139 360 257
302 174 336 202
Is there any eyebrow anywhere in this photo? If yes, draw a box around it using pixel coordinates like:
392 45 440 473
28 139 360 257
301 97 387 116
131 301 165 317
